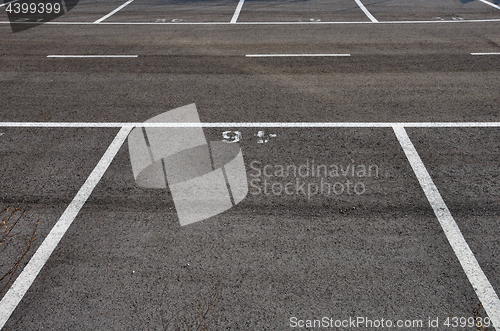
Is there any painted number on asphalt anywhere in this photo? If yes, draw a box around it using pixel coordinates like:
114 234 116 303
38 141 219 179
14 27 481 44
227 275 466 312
222 130 277 144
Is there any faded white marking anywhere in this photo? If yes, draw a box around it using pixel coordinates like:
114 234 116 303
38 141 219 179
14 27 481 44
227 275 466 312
256 130 277 143
0 126 132 330
93 0 135 24
393 126 500 330
222 130 242 143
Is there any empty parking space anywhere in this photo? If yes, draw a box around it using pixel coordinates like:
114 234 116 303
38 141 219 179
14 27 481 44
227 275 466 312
2 126 493 329
236 0 369 22
102 0 240 23
365 0 500 22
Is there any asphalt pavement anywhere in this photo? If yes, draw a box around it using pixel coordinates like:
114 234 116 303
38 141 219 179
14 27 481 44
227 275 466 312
0 0 500 330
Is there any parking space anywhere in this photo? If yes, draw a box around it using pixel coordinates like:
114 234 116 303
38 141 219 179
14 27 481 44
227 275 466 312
1 126 492 329
236 0 369 23
361 0 500 22
103 0 240 23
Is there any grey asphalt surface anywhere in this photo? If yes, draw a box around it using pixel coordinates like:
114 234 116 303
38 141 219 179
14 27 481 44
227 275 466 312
1 0 500 330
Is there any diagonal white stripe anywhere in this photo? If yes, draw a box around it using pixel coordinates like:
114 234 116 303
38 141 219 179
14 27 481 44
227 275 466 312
0 126 133 329
353 0 378 22
230 0 245 23
479 0 500 10
393 126 500 330
93 0 135 24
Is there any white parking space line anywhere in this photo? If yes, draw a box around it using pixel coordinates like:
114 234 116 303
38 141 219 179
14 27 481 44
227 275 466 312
393 126 500 330
3 122 500 128
47 55 138 58
230 0 245 24
0 0 19 8
0 126 133 330
353 0 378 23
93 0 135 24
479 0 500 10
471 52 500 55
246 54 351 57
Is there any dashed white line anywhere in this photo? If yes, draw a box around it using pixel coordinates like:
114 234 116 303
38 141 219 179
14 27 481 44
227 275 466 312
393 126 500 330
47 55 138 58
0 126 133 330
230 0 245 23
479 0 500 10
246 54 351 57
93 0 135 24
353 0 378 23
2 122 500 128
471 52 500 56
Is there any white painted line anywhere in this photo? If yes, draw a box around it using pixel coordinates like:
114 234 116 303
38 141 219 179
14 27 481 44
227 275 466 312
0 126 132 330
353 0 378 23
0 0 19 7
47 55 138 58
393 126 500 330
93 0 134 24
246 54 351 57
230 0 245 23
479 0 500 10
471 52 500 56
0 21 93 24
2 122 500 128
